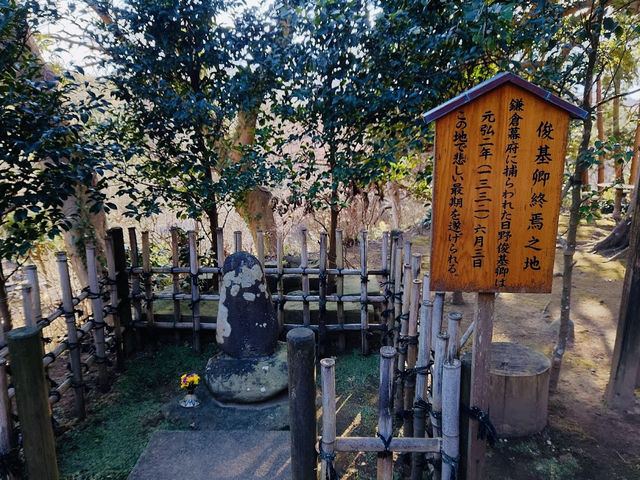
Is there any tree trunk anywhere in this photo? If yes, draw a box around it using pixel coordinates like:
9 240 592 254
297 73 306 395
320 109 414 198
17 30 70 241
593 105 640 255
0 263 11 335
596 79 605 192
612 76 624 222
204 194 219 259
549 2 604 392
328 204 339 270
604 157 640 410
630 104 640 186
388 182 403 230
231 111 278 256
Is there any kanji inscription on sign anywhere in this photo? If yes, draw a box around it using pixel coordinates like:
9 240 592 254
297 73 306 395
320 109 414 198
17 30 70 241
425 75 586 293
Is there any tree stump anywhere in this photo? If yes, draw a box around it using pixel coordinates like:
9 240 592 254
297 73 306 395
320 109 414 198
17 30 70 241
462 342 550 438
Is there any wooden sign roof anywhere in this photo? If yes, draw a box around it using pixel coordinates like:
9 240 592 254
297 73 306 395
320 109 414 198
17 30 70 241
424 74 585 293
423 72 588 123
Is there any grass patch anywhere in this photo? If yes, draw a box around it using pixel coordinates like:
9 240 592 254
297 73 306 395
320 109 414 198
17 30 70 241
58 343 217 480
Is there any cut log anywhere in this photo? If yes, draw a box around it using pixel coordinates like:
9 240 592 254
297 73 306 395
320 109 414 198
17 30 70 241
462 342 550 438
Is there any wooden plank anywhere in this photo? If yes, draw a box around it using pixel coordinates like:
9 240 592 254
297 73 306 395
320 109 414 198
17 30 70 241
430 84 570 293
334 436 440 453
466 292 495 480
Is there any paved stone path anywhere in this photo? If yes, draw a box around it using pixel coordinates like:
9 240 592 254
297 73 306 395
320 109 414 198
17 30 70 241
128 430 291 480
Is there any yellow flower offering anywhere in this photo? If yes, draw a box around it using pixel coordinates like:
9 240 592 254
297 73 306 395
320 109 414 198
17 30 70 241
180 373 200 389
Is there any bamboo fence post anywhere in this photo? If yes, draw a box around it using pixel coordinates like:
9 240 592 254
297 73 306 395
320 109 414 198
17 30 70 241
395 263 412 414
56 252 86 420
336 229 346 351
108 227 134 354
105 235 124 371
380 232 391 345
287 328 317 480
300 227 310 327
234 231 242 253
21 285 36 329
277 233 285 327
411 275 432 480
128 227 142 326
318 233 328 356
188 231 201 353
320 358 337 480
360 230 369 355
431 331 449 439
7 327 58 480
377 346 397 480
431 292 445 354
0 358 16 480
257 229 265 267
403 277 421 438
141 231 155 346
86 244 108 390
392 238 403 350
170 227 182 344
217 227 225 293
25 265 42 322
403 240 412 270
441 359 462 480
447 312 462 361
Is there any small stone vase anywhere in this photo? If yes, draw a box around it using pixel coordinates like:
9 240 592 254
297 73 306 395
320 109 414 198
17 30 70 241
179 386 200 408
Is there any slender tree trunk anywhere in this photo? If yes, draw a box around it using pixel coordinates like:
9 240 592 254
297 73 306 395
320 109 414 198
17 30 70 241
630 104 640 186
0 263 12 334
549 2 604 392
612 75 624 222
388 183 403 230
596 79 605 192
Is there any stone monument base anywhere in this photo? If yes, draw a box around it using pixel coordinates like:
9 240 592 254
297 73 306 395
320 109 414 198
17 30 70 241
205 341 288 403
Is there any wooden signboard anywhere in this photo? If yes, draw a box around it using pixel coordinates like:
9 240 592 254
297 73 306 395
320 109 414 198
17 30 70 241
426 74 586 293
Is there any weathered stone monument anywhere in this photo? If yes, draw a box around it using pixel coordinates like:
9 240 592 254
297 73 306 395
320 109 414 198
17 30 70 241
205 252 288 403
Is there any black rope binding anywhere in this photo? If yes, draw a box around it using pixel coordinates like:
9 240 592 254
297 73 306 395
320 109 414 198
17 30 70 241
413 397 432 413
376 432 393 459
441 449 459 480
318 440 339 480
464 406 498 446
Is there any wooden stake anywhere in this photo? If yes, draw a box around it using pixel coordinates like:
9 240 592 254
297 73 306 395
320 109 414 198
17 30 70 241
141 231 154 345
441 359 462 480
0 358 16 480
392 237 403 349
108 227 134 354
287 328 317 480
7 327 58 480
466 292 495 480
301 228 310 327
170 227 182 344
320 358 337 480
24 265 42 323
86 244 108 391
395 263 412 413
377 346 396 480
188 231 201 352
336 229 346 351
318 233 328 356
404 277 421 438
277 233 285 328
128 227 142 326
105 234 124 371
360 230 369 354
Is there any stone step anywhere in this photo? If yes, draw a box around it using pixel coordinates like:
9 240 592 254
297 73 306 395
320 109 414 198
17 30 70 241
128 430 291 480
